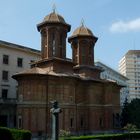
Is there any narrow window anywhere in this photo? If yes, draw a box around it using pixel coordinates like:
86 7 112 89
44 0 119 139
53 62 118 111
59 33 63 57
2 89 8 99
80 117 83 127
17 58 23 67
18 115 22 129
99 118 103 128
81 46 86 64
2 70 8 81
3 55 9 64
52 33 55 56
70 96 73 102
60 34 63 45
70 118 73 127
60 47 63 57
112 113 115 127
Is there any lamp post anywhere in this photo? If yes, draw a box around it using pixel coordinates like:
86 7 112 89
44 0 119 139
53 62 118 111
50 101 62 140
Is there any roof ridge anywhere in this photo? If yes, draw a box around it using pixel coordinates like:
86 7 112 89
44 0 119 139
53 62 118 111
79 26 82 34
0 40 40 53
55 12 59 21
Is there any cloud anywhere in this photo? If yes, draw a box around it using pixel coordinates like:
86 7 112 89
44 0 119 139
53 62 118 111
109 18 140 33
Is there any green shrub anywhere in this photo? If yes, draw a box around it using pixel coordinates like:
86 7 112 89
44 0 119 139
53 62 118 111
0 127 13 140
11 128 31 140
0 127 31 140
63 132 140 140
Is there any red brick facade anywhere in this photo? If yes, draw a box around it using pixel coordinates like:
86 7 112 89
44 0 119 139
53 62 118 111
13 11 121 137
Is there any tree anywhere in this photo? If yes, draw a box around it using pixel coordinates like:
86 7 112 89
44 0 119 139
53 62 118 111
121 98 140 128
121 98 130 127
128 98 140 128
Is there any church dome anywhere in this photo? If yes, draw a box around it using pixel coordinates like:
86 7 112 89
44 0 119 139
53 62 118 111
72 25 94 37
43 11 66 24
68 24 98 42
37 11 71 32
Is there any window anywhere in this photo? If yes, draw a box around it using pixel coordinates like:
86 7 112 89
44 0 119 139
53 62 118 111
18 115 22 129
60 34 63 45
60 47 63 57
70 96 73 102
80 117 84 127
81 46 86 64
2 89 8 99
3 55 9 64
17 58 23 67
60 34 63 57
99 118 103 128
2 71 8 81
70 118 73 128
52 33 56 56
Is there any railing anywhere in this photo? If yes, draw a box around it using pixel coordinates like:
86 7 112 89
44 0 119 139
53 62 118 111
0 98 17 105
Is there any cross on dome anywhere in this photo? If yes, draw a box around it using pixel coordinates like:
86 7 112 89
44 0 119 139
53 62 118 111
81 18 85 27
52 3 56 13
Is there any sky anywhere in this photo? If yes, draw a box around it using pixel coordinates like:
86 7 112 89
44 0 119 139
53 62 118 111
0 0 140 71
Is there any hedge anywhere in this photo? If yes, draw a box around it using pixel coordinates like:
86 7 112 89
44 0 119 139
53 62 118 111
0 127 31 140
63 132 140 140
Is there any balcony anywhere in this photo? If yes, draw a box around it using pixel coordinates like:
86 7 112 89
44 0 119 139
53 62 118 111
0 98 17 105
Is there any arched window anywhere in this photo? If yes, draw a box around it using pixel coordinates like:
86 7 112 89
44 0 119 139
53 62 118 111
81 46 86 64
59 33 63 57
80 40 87 65
41 29 47 57
99 117 103 128
60 33 63 45
41 30 47 44
70 118 73 128
52 32 55 56
80 117 84 127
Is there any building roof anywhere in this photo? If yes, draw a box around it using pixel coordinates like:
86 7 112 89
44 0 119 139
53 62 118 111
126 50 140 55
72 25 94 36
68 24 98 41
43 11 66 24
17 67 47 75
12 67 78 78
37 11 71 32
13 66 122 87
95 61 129 80
0 40 40 55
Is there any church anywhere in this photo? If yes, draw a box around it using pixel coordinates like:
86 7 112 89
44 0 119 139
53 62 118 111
13 10 121 137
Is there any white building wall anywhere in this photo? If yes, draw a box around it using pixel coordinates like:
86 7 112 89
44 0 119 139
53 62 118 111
119 50 140 102
95 61 129 106
0 42 41 99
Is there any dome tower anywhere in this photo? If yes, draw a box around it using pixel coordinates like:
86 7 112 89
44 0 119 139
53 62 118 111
68 23 98 66
37 10 71 59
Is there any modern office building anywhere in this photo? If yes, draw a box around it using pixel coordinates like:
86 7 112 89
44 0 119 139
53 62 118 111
95 61 129 106
0 40 40 127
119 50 140 102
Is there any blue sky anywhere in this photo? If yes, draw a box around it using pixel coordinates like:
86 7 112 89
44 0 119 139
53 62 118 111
0 0 140 70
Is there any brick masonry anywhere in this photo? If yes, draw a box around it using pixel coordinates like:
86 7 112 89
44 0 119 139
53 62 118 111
13 11 121 137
